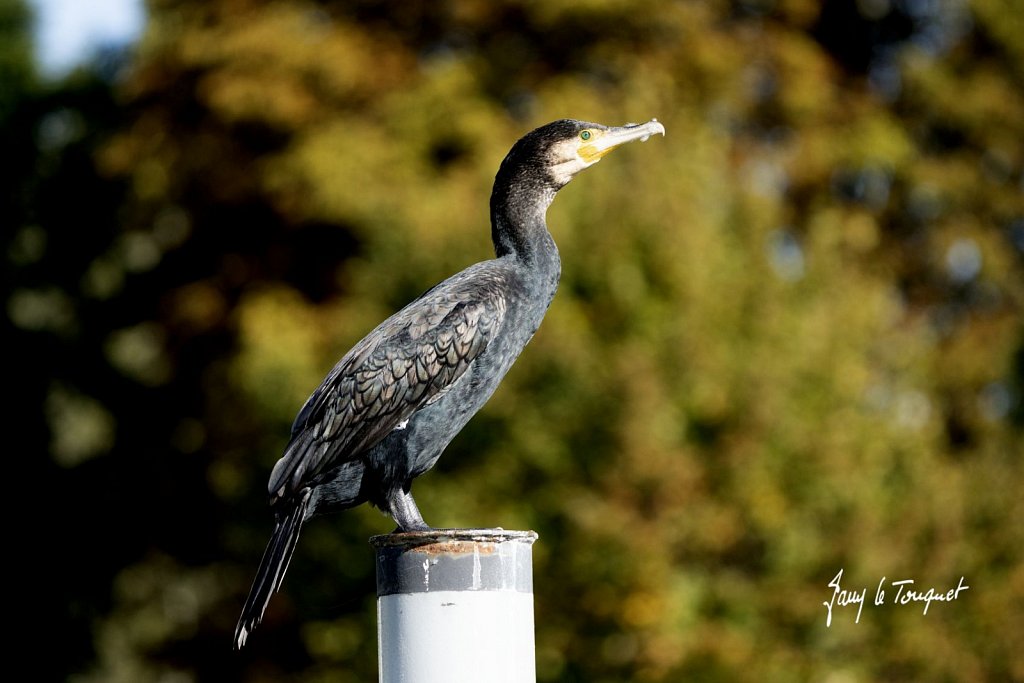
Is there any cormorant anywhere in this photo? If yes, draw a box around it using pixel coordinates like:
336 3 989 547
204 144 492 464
234 118 665 648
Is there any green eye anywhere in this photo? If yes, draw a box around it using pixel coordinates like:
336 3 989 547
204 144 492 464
580 130 592 141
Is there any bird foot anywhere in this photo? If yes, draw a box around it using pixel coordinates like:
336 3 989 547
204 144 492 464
387 489 431 532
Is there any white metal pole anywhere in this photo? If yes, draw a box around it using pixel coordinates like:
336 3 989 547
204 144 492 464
372 529 538 683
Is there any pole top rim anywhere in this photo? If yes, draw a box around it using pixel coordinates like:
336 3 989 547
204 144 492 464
370 527 538 550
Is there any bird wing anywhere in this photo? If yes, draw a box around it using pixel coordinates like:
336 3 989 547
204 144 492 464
268 269 508 500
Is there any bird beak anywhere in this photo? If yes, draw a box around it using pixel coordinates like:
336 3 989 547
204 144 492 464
579 119 666 163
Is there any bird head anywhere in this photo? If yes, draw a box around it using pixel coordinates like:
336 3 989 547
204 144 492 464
498 119 666 191
547 119 666 186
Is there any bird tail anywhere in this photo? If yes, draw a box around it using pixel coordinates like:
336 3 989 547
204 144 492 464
234 488 311 649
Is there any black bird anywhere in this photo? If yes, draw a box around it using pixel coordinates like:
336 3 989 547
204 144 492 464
234 118 665 648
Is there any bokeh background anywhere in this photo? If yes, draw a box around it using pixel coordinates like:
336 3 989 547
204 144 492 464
6 0 1023 680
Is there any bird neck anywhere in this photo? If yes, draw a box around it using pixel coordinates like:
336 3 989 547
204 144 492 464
489 169 562 284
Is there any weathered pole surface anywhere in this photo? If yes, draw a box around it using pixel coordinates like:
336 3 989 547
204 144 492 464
372 528 538 683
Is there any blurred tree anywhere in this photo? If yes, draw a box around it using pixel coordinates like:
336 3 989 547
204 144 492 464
0 0 33 123
14 0 1022 680
4 0 240 678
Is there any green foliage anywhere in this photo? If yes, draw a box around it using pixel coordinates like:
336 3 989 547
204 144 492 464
0 0 34 122
9 0 1023 680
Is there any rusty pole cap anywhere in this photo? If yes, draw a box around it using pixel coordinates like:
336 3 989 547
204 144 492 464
371 528 538 597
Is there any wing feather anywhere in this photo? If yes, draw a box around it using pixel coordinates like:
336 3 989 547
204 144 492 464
268 270 509 500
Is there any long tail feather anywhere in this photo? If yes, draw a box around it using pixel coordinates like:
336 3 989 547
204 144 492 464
234 488 311 649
